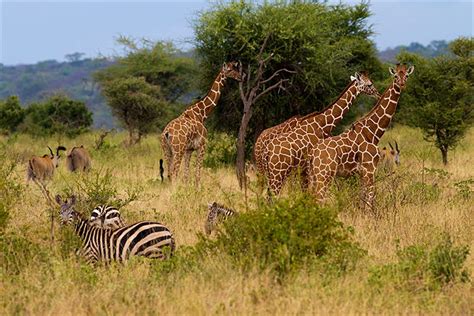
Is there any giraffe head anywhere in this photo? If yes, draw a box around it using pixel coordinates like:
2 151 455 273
222 61 243 81
389 63 414 89
350 71 381 99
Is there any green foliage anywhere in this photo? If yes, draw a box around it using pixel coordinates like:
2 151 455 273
95 39 197 143
194 1 382 138
61 168 141 213
0 148 23 231
0 58 113 128
21 94 93 137
0 232 48 275
0 95 26 134
453 178 474 200
369 234 470 291
398 37 474 164
200 195 365 279
204 132 237 167
100 77 164 144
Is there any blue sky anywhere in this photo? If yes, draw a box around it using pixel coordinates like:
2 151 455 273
1 0 472 65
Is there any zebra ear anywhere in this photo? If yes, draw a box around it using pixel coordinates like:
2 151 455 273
69 195 77 206
55 195 63 205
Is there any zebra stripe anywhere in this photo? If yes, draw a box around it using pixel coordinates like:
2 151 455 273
65 213 174 264
205 202 237 235
89 205 125 230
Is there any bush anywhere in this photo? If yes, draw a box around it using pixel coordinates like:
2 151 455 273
369 234 470 291
0 95 25 134
61 168 141 213
0 232 48 275
200 194 365 279
0 147 23 231
21 94 93 137
204 132 237 168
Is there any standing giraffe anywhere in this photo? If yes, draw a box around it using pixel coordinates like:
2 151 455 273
308 64 414 209
161 62 242 183
264 72 380 196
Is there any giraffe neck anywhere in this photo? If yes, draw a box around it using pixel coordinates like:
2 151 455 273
299 81 358 134
355 80 401 144
184 71 226 122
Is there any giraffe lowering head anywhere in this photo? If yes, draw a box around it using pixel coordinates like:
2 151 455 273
351 71 381 99
222 61 243 82
389 63 414 89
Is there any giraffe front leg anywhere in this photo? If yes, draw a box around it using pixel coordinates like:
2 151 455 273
195 143 206 187
359 166 376 213
183 150 192 182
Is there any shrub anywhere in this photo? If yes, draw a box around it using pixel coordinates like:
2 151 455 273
453 179 473 200
21 94 93 137
200 194 365 279
0 232 48 275
204 132 237 168
369 234 470 291
0 147 23 231
0 95 25 134
61 168 141 213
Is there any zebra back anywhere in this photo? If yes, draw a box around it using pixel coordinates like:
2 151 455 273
205 202 236 235
89 205 125 230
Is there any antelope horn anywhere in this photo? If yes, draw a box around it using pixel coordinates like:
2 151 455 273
389 142 394 150
395 141 400 152
47 146 54 157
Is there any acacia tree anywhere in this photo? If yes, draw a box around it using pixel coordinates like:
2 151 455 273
398 37 473 165
0 95 25 134
194 1 381 186
95 39 197 144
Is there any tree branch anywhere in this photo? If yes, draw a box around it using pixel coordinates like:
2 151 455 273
254 78 289 104
260 68 296 85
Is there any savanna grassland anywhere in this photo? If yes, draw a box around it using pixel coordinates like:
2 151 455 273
1 125 473 315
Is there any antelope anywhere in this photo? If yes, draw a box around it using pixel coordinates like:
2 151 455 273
66 145 91 172
379 141 400 172
27 145 66 202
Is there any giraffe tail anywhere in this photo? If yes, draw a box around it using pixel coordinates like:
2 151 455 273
159 159 165 182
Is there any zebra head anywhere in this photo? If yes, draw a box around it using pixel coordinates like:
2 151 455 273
205 202 219 235
55 195 79 225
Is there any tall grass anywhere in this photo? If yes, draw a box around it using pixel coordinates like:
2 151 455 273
0 126 472 315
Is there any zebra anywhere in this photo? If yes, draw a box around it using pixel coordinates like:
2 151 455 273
204 202 237 235
89 205 125 230
56 195 175 264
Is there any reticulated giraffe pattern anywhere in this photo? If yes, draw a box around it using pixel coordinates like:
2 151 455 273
264 72 381 196
253 114 301 176
161 62 242 184
308 64 414 210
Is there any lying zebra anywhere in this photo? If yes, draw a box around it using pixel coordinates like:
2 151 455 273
57 195 175 264
89 205 125 230
205 202 237 235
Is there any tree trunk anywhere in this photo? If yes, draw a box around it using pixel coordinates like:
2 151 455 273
236 103 253 189
441 147 448 165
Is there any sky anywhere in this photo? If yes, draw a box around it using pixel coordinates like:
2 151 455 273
1 0 472 65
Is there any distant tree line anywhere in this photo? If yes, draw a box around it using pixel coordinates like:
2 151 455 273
0 94 92 137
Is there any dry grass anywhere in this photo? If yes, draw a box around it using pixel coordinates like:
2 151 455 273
1 125 473 315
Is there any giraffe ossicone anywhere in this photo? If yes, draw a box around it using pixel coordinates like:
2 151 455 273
263 71 380 196
308 63 414 210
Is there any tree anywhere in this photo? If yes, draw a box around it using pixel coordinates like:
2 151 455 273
101 77 164 144
0 95 25 134
22 94 93 137
194 1 381 185
94 39 198 143
398 37 474 165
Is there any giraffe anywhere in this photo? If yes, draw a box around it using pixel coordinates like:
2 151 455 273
253 114 301 176
161 62 242 184
308 64 414 210
264 72 381 196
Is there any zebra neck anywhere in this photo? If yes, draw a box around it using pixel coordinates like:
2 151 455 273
74 219 111 239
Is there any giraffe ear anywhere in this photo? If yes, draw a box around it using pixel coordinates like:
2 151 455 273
350 75 357 82
407 65 414 76
389 67 396 76
222 62 228 71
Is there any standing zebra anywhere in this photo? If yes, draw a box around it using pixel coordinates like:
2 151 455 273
205 202 237 235
89 205 125 230
57 195 175 264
